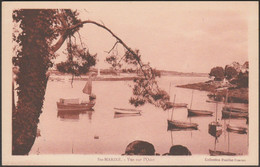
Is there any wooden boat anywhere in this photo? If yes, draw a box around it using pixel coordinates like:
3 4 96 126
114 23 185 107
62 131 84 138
167 120 198 130
208 121 222 137
188 90 213 117
209 149 237 156
114 107 141 114
223 106 248 113
188 109 213 116
226 124 247 134
222 109 248 118
57 100 95 112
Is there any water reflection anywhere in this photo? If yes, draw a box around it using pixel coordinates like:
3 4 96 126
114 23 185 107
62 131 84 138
57 110 94 121
114 113 141 119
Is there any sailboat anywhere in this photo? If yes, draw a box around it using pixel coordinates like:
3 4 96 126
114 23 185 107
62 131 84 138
57 72 96 112
167 95 198 130
188 90 213 117
208 102 223 138
165 83 188 109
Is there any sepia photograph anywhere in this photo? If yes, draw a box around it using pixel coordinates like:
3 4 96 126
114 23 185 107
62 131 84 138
2 1 259 166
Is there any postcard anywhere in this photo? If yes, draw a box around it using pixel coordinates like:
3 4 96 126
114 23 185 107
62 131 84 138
2 1 259 166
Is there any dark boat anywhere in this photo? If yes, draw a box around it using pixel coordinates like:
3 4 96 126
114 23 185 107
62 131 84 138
222 109 248 118
208 102 222 137
57 101 95 112
167 120 198 130
208 121 222 137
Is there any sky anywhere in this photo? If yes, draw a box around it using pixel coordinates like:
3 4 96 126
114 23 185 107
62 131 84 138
54 2 251 73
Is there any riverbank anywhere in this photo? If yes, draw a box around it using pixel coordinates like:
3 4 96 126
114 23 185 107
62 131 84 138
177 81 248 103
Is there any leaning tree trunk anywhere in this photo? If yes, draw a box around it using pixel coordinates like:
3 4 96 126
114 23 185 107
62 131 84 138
12 9 53 155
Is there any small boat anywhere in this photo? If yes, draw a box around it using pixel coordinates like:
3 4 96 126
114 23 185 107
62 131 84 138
188 109 213 116
167 120 198 130
222 109 248 118
208 121 222 137
209 149 237 156
223 106 248 113
226 124 247 134
57 98 95 112
208 102 222 137
114 107 141 114
188 90 213 117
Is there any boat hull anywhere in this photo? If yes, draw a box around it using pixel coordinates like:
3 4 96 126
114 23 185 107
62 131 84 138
208 122 222 137
226 124 247 134
114 108 141 114
57 102 95 112
222 110 248 118
188 109 213 116
167 120 198 130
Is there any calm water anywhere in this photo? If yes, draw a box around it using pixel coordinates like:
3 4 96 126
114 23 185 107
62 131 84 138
29 76 248 155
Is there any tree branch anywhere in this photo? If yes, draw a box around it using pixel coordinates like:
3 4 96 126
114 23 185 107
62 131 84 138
51 19 147 76
105 41 119 54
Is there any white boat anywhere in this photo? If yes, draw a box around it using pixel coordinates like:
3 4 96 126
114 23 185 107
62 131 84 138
114 107 141 114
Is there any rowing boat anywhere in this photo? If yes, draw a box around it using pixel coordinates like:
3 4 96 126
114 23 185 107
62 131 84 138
114 107 141 114
167 120 198 130
226 124 247 134
57 101 95 112
222 109 248 118
188 109 213 116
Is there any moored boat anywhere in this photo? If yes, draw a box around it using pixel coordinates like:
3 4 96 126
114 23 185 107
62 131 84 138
222 109 248 118
57 99 95 112
167 120 198 130
226 124 247 134
114 107 141 114
208 121 222 137
223 106 248 113
188 109 213 116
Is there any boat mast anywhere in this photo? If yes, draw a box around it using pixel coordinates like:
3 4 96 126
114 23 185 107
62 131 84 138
170 94 176 121
190 90 194 109
215 102 218 122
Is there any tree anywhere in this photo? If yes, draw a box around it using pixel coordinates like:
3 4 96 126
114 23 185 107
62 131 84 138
12 9 169 155
224 65 238 80
209 66 225 81
56 44 97 87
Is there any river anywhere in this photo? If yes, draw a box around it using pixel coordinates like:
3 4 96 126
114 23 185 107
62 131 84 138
29 76 248 155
